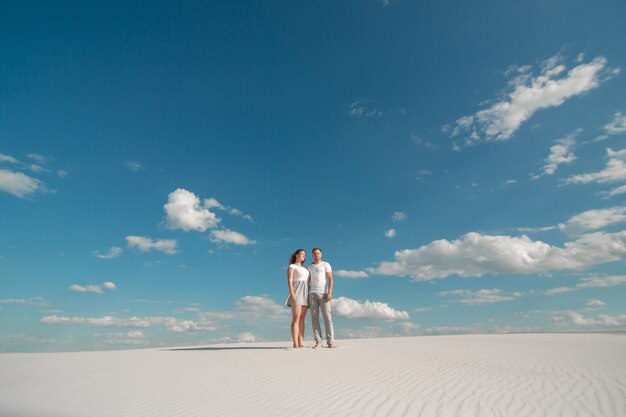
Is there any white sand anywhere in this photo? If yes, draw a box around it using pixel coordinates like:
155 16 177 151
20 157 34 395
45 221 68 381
1 333 625 417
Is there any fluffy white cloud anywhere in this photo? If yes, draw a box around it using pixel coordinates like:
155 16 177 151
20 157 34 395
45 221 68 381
126 236 177 254
533 130 578 179
237 332 258 343
601 184 626 198
369 231 626 280
233 295 287 321
439 288 523 305
384 229 397 239
333 296 409 321
164 188 220 232
586 299 606 307
334 270 369 279
604 111 626 135
446 54 617 147
94 246 122 259
211 229 255 245
558 205 626 235
0 169 43 198
392 211 408 222
68 282 116 294
565 148 626 185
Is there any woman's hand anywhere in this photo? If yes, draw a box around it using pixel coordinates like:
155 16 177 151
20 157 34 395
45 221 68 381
290 293 296 303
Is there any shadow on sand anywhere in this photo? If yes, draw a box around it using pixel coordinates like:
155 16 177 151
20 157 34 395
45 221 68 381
164 346 289 351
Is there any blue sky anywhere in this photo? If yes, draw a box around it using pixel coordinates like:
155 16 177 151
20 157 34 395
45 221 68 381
1 0 626 352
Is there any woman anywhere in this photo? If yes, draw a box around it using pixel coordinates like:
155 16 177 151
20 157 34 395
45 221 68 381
285 249 309 348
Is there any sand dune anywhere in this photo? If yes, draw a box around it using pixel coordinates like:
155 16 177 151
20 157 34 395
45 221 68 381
1 333 625 417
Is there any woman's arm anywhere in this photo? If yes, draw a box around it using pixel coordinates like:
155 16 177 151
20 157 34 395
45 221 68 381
287 266 296 302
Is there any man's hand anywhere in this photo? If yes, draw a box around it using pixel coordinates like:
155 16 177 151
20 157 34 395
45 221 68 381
325 293 332 302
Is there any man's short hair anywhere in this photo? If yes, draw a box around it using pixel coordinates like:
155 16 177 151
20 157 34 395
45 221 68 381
312 247 322 253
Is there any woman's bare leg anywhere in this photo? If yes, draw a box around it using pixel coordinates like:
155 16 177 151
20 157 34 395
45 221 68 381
298 307 308 348
290 305 302 348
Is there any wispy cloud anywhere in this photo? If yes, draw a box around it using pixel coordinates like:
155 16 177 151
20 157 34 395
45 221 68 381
557 310 626 327
204 197 253 222
545 275 626 295
438 288 523 305
0 297 46 306
210 229 255 245
0 169 44 198
68 282 116 294
125 160 143 171
126 236 178 254
333 296 409 321
94 246 122 259
391 211 408 222
444 53 618 148
334 270 369 279
558 205 626 236
532 129 579 179
384 228 397 239
369 230 626 280
565 148 626 186
604 111 626 135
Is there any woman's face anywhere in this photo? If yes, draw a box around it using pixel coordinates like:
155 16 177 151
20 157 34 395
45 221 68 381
296 250 305 263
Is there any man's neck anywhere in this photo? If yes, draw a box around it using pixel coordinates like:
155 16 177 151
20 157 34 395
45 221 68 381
313 260 322 264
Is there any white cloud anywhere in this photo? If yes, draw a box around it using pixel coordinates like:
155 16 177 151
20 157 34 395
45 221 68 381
0 153 20 164
335 270 369 279
565 148 626 185
337 326 383 339
425 326 481 335
348 100 383 118
392 211 408 222
204 198 253 222
562 310 626 327
94 246 122 259
414 307 431 313
586 299 606 307
0 169 43 198
545 275 626 296
210 229 255 245
392 322 421 334
446 54 617 148
237 332 258 343
384 229 397 239
369 231 626 281
0 297 46 306
26 154 50 164
233 295 287 321
577 275 626 288
164 188 220 232
57 169 70 179
68 282 116 294
601 184 626 198
439 288 523 305
558 205 626 235
533 130 578 179
515 225 557 233
333 296 409 321
544 287 576 296
125 160 143 171
40 315 217 333
126 236 178 255
604 111 626 135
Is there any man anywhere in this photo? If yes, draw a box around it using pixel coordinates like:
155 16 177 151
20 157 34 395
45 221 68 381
308 247 335 348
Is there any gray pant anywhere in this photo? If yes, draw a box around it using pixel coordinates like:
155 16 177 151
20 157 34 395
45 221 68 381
309 293 334 344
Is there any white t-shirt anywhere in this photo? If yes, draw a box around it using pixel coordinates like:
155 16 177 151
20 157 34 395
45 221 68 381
308 261 332 294
288 264 309 282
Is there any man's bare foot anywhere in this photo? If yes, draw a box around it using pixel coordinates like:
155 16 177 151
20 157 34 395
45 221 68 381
312 343 322 349
326 343 336 348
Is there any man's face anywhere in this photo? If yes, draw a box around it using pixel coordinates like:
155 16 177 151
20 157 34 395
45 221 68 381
312 249 322 262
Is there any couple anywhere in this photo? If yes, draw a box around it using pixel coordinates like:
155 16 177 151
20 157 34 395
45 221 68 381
286 247 334 349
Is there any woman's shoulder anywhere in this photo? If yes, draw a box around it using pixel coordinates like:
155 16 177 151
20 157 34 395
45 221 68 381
289 263 304 269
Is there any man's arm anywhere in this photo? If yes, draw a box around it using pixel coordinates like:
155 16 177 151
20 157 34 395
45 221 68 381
325 270 333 301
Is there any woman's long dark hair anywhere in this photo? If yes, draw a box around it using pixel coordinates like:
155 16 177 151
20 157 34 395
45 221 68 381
289 249 305 266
